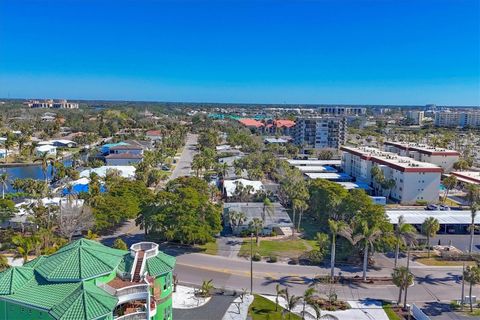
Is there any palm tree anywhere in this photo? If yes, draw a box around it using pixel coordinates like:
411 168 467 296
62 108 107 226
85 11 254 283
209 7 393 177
296 199 309 232
0 173 8 199
200 279 214 297
392 266 414 306
442 175 457 203
301 288 316 319
3 135 16 164
249 218 263 246
275 284 284 311
0 254 9 272
17 135 30 156
344 221 383 281
469 204 478 254
463 265 480 312
262 198 274 224
281 287 301 320
328 219 349 279
12 235 34 262
422 217 440 258
34 152 52 185
394 215 417 267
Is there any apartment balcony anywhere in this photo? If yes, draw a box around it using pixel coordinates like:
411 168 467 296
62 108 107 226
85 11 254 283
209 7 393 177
99 278 150 304
113 298 156 320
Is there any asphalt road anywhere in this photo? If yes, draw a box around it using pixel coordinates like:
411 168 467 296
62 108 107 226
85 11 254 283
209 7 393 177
173 252 478 308
168 133 198 181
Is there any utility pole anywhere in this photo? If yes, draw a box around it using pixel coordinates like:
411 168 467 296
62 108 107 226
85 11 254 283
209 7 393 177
461 261 466 310
250 232 253 295
403 246 411 319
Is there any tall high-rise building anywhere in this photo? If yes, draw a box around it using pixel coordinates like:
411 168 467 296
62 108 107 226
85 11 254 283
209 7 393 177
292 117 347 150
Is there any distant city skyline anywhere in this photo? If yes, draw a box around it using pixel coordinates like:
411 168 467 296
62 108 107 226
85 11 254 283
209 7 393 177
0 0 479 105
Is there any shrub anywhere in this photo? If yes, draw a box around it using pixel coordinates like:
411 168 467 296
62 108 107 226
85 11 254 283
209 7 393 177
252 253 261 261
268 255 278 263
270 231 277 237
113 238 128 250
416 200 428 206
289 257 299 265
301 250 324 265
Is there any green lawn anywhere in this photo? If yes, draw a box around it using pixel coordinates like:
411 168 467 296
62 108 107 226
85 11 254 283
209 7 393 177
196 242 218 255
382 303 401 320
238 239 313 259
248 295 301 320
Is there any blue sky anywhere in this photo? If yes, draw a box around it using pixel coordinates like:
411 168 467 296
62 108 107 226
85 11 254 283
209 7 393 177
0 0 479 105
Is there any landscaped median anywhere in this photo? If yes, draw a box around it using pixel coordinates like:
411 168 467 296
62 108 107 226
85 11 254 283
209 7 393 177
248 294 301 320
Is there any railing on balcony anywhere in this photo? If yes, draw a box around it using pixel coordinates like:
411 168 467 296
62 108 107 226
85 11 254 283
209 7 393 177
116 284 150 297
97 282 149 298
114 311 147 320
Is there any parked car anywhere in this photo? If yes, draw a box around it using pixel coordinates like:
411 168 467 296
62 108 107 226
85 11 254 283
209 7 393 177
426 204 439 210
439 205 450 211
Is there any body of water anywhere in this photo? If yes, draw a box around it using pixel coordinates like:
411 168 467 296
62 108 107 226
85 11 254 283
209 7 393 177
1 159 73 193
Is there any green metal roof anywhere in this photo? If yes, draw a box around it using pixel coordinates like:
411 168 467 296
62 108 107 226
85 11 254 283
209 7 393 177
117 253 134 274
36 239 128 282
3 275 81 310
23 255 47 268
146 251 176 277
49 282 118 320
0 266 35 295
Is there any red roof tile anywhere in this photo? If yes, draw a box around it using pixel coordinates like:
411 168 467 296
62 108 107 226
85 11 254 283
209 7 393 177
274 120 296 128
239 118 264 128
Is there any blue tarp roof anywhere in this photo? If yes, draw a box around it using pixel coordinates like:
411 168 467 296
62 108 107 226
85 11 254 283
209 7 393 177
62 184 106 196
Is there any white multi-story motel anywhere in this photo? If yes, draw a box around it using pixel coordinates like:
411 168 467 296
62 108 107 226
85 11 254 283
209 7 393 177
384 141 460 173
341 146 442 204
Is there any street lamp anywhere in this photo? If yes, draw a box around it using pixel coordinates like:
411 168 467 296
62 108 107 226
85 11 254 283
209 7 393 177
250 232 253 295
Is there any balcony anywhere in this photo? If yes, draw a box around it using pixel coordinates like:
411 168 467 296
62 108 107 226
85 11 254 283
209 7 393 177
114 312 147 320
113 299 154 320
99 278 150 304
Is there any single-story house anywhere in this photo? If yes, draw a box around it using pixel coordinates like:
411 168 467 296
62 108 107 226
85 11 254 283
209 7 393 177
100 142 130 155
105 153 143 166
34 145 57 157
62 177 106 196
223 179 264 198
146 130 162 141
264 137 289 144
224 202 294 236
38 139 77 148
79 165 136 179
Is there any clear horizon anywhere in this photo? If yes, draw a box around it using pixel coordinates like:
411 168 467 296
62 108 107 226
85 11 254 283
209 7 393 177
1 0 479 105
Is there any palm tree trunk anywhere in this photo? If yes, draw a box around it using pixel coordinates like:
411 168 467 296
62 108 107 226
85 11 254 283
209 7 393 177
297 209 303 231
394 239 399 267
363 242 368 281
469 217 474 254
469 282 473 312
330 234 336 279
427 235 431 258
397 286 403 305
291 208 296 237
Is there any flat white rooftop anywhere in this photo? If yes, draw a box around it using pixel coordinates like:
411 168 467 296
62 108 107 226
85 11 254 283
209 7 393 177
297 166 338 173
385 141 460 155
386 210 480 225
341 146 442 171
451 171 480 185
304 172 352 180
287 159 342 166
